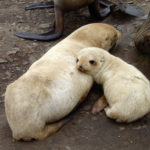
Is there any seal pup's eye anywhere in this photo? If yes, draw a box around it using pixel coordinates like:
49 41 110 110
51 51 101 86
89 60 96 65
76 59 79 63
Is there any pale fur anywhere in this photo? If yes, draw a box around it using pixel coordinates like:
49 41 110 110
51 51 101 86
77 47 150 123
5 23 121 140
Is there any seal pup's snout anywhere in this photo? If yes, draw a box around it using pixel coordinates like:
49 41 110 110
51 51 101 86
79 64 85 72
76 58 84 72
77 63 87 73
77 63 83 72
79 64 83 70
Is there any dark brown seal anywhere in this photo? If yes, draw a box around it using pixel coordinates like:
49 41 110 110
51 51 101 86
15 0 111 41
134 13 150 54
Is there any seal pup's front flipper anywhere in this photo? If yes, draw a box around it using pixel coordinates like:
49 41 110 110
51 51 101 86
92 95 108 115
25 1 54 10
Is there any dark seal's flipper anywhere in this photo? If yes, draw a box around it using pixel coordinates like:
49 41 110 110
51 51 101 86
89 0 111 19
99 0 113 17
15 8 64 41
99 0 143 17
25 1 54 10
14 29 63 41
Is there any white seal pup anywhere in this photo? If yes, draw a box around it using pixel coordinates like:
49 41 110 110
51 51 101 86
5 23 121 141
76 47 150 123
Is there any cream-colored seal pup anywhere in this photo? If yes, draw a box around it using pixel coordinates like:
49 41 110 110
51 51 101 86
5 23 121 141
76 47 150 123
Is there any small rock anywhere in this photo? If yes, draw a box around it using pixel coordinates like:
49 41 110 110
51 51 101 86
2 77 6 80
86 112 90 115
115 25 123 32
2 66 6 69
0 100 4 104
24 26 30 31
141 3 146 6
5 71 11 78
29 55 36 64
78 119 82 124
130 140 133 144
6 56 13 62
33 43 38 46
119 126 125 131
140 14 149 20
83 105 91 111
132 125 147 130
16 67 21 71
2 93 5 97
129 41 134 47
0 58 7 63
39 24 50 29
13 47 20 51
12 63 17 67
92 116 98 121
23 61 29 65
11 22 16 26
66 146 71 150
7 48 20 55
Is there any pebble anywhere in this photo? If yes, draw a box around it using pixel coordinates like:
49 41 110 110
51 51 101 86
132 125 147 130
23 61 29 65
0 58 7 63
66 146 72 150
130 140 133 144
32 43 38 46
129 41 134 47
119 126 125 131
2 66 6 69
92 116 98 121
5 71 11 78
140 14 149 20
29 55 36 64
7 48 20 55
39 23 50 29
83 105 91 111
6 56 13 62
16 67 21 71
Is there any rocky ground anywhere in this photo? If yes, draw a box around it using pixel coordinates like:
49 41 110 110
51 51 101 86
0 0 150 150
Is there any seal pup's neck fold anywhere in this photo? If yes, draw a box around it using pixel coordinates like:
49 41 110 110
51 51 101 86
94 53 116 85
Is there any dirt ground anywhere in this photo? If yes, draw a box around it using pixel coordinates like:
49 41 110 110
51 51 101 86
0 0 150 150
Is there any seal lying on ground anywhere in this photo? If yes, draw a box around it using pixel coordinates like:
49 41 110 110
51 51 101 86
5 23 121 141
15 0 111 41
76 47 150 123
134 12 150 54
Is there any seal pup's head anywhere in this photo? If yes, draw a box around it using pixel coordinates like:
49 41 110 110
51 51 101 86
76 47 108 76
